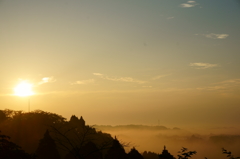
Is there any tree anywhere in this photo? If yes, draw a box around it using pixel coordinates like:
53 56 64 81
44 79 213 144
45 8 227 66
142 151 159 159
222 148 240 159
0 131 34 159
35 130 61 159
177 147 196 159
0 110 7 123
65 141 103 159
159 145 175 159
128 147 144 159
0 109 66 153
51 116 113 159
69 115 85 128
104 137 129 159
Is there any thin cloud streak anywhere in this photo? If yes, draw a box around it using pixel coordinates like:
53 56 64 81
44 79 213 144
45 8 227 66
217 79 240 88
72 79 95 85
196 86 226 91
142 86 152 88
152 74 171 80
167 17 174 20
220 79 240 85
93 73 103 76
197 79 240 91
38 77 56 85
189 63 219 69
93 73 146 84
204 33 229 39
180 1 198 8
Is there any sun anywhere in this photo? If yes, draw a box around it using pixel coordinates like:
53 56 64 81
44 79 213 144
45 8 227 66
14 81 34 97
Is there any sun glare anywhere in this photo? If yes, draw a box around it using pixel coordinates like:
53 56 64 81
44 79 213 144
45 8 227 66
14 81 34 97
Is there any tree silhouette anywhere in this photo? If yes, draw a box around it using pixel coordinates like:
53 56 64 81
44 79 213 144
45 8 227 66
128 147 144 159
104 137 128 159
0 131 34 159
51 116 113 159
0 109 66 153
35 130 60 159
65 141 103 159
142 151 159 159
159 145 175 159
177 147 196 159
222 148 240 159
0 110 7 123
80 141 103 159
69 115 85 128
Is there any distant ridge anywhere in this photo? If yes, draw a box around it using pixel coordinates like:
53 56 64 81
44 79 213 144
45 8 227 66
94 125 180 131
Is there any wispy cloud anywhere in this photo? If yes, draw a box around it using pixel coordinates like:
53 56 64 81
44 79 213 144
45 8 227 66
72 79 95 85
152 74 171 80
142 86 152 88
93 73 103 76
189 63 219 69
38 77 56 85
196 86 225 91
218 79 240 86
204 33 229 39
167 17 174 20
180 1 198 8
104 77 146 84
93 73 146 84
197 79 240 91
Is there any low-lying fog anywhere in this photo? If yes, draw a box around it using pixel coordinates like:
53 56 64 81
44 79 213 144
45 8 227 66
95 125 240 159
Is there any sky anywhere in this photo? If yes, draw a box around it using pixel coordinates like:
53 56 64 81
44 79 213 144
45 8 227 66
1 0 240 127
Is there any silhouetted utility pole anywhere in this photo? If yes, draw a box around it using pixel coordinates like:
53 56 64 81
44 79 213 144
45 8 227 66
28 97 30 112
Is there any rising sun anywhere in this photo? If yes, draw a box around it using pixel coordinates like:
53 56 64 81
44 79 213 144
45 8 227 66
14 81 34 97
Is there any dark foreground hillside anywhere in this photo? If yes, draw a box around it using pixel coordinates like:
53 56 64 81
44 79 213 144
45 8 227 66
0 109 145 159
0 109 239 159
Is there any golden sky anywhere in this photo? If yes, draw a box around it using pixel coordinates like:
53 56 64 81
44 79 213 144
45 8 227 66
1 0 240 127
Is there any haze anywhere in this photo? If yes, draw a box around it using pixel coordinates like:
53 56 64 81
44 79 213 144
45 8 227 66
1 0 240 129
95 125 240 159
